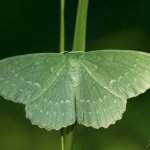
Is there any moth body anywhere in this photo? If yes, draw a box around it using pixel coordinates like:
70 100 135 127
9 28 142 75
68 53 81 87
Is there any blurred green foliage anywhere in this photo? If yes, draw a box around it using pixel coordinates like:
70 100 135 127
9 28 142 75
0 0 150 150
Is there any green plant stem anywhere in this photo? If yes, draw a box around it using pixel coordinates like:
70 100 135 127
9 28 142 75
60 0 89 149
66 125 76 150
72 0 89 52
61 128 65 150
61 125 76 150
60 0 65 53
60 0 66 149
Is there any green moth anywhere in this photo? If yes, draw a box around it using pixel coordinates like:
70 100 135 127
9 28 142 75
0 50 150 130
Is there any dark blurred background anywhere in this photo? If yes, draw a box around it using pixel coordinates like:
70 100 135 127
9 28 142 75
0 0 150 150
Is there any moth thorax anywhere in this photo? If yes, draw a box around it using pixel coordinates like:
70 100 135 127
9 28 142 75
69 57 80 87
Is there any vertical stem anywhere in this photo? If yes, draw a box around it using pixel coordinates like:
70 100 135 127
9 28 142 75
61 128 65 150
60 0 76 149
72 0 89 52
60 0 65 53
65 125 76 150
60 0 89 149
60 0 65 147
61 125 76 150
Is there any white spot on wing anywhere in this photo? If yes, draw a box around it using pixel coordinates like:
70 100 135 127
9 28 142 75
94 65 98 70
80 99 85 103
15 74 18 77
0 78 3 81
98 98 103 103
114 100 117 103
118 76 124 82
133 64 137 68
6 81 9 84
92 100 96 103
51 66 55 72
20 78 24 81
108 106 112 110
138 73 142 77
42 88 47 92
72 76 78 81
145 70 148 74
33 83 41 88
19 89 23 92
12 84 16 87
88 112 92 115
60 100 64 104
104 95 107 99
136 58 139 62
127 83 131 87
103 109 106 112
56 72 60 76
103 86 108 90
109 79 117 86
65 100 70 103
43 98 48 102
27 81 32 85
130 68 134 71
125 72 129 76
34 104 38 108
86 99 90 103
55 102 59 105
